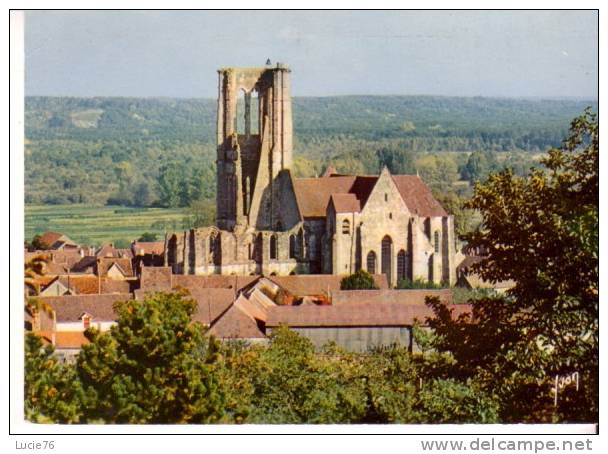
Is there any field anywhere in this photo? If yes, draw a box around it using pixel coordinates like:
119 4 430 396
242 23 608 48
25 204 190 247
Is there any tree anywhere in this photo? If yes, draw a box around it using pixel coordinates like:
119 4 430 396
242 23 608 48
157 163 183 208
137 232 158 242
340 270 379 290
76 291 226 423
24 333 82 423
426 110 598 422
460 150 499 183
132 180 155 207
30 234 48 251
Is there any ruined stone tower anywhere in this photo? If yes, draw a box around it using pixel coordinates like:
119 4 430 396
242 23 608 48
216 64 293 232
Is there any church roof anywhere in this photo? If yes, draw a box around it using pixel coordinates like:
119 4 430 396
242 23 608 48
329 193 361 213
292 175 375 218
391 175 448 217
293 173 447 219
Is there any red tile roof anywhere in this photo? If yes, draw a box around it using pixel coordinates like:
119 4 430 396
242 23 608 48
266 303 471 328
208 304 266 339
132 241 165 256
268 274 388 297
329 193 361 213
171 275 258 292
38 232 65 248
100 279 132 294
292 176 358 218
96 257 134 278
294 174 447 219
54 331 90 349
332 289 453 306
391 175 448 217
140 266 173 291
41 293 133 322
186 288 237 325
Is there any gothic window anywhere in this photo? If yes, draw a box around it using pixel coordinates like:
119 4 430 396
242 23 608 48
270 235 278 260
289 235 296 259
381 235 393 285
397 249 407 283
244 176 251 215
297 228 305 258
342 219 350 235
434 231 440 253
367 251 377 274
254 233 263 263
384 193 388 202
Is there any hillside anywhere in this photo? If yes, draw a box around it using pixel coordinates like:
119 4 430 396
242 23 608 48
24 95 596 207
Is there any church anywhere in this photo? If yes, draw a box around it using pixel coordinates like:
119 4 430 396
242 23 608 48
164 63 456 287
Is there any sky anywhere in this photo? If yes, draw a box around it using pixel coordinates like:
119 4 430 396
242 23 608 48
24 10 598 99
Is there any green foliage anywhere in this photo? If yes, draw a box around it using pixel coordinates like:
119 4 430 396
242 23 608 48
460 150 500 183
24 96 595 208
76 291 226 423
426 110 599 423
396 278 444 289
25 204 188 247
137 232 158 242
29 234 48 251
340 270 379 290
24 333 82 423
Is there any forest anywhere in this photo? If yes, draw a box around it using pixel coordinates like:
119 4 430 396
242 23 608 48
23 95 596 244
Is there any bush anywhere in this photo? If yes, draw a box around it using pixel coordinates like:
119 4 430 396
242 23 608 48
340 270 378 290
396 278 444 289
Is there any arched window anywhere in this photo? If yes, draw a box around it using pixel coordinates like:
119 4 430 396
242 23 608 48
381 235 393 285
342 219 350 235
270 235 278 260
367 251 377 274
297 228 305 257
254 233 263 263
289 235 296 259
244 176 251 215
434 231 440 253
397 249 407 282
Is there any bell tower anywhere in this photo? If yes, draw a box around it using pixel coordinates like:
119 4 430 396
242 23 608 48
215 63 293 231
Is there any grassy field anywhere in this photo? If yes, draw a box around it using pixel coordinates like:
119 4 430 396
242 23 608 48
25 204 191 247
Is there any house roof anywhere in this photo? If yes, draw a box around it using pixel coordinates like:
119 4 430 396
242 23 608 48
48 250 83 267
71 256 97 273
266 303 471 328
171 274 258 292
44 261 70 276
268 274 389 297
140 266 173 291
132 241 165 256
39 275 100 295
54 331 90 350
391 175 448 217
329 193 361 213
96 257 134 278
332 289 453 306
100 278 132 294
41 293 133 323
187 288 237 325
38 232 65 248
208 304 266 339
